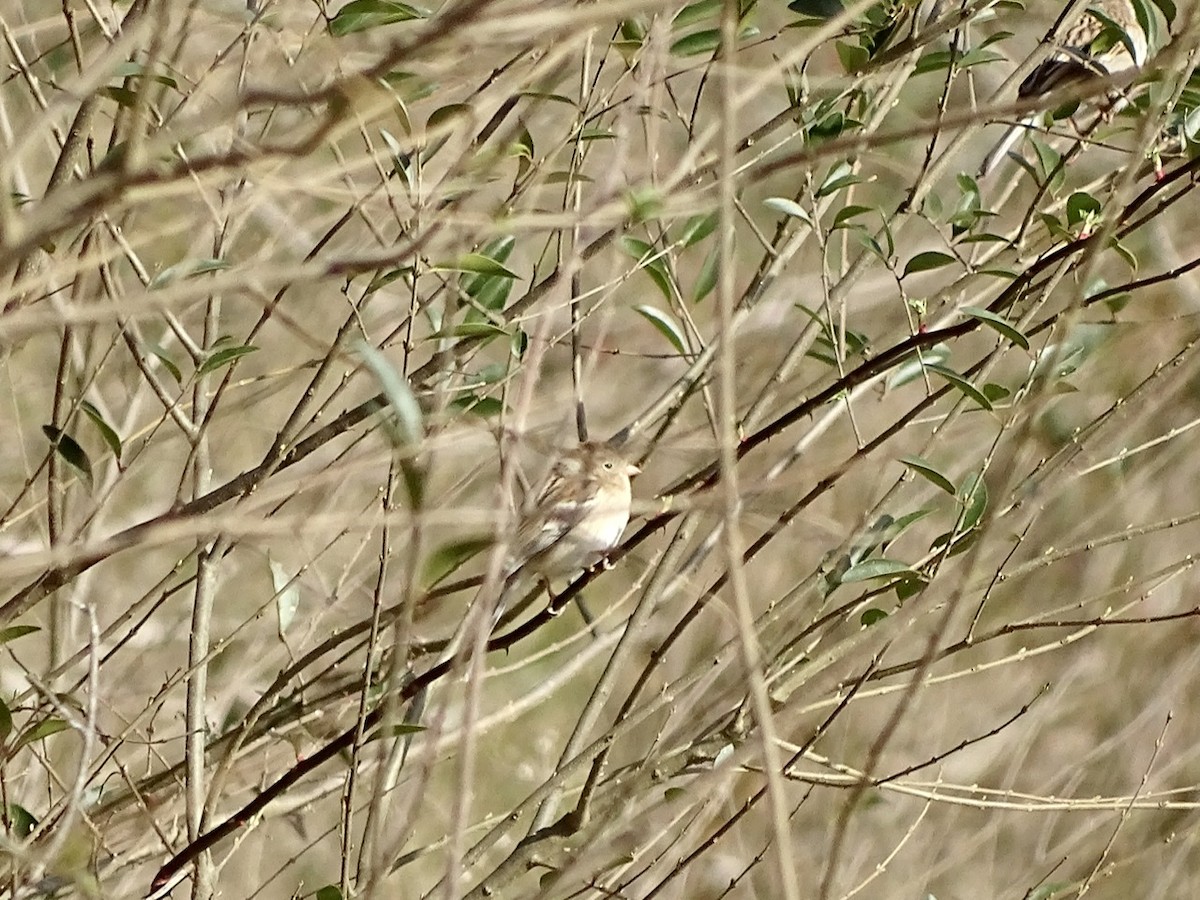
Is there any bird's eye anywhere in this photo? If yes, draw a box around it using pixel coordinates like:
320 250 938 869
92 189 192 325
603 461 614 470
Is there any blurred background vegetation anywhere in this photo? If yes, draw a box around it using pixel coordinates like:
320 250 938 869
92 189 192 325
0 0 1199 897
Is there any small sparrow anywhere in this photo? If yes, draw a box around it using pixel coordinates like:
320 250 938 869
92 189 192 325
501 441 641 591
979 0 1149 176
398 442 639 765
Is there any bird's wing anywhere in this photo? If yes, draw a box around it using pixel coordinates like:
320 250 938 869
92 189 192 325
507 475 598 572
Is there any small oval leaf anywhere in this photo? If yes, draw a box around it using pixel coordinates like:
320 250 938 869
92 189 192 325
355 341 424 447
80 401 122 459
433 254 519 280
925 363 994 410
197 344 258 376
763 196 812 224
632 305 688 355
13 718 69 752
899 456 956 495
619 237 675 300
329 0 426 37
41 426 93 489
960 306 1029 349
957 472 989 531
860 608 889 626
0 625 40 645
841 558 915 583
886 343 951 390
679 211 718 247
7 804 37 839
902 251 956 277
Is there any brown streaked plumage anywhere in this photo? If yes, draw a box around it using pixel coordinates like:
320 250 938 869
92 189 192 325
980 0 1149 176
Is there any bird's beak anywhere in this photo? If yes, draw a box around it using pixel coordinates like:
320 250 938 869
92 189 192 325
625 462 641 477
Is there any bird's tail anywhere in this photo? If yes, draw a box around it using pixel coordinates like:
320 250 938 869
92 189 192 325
397 574 518 768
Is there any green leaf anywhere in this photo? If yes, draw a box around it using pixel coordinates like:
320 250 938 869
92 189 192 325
365 267 414 294
426 103 472 140
448 395 504 418
841 558 915 583
315 886 345 900
807 109 851 142
1030 324 1111 380
671 28 720 56
763 196 811 224
1025 882 1071 900
960 307 1029 349
668 24 757 56
886 343 950 390
329 0 426 37
41 426 93 489
632 305 688 355
925 363 993 410
0 700 10 743
621 18 647 42
0 625 40 645
816 162 861 198
915 47 1003 75
427 323 509 341
835 39 870 73
1108 236 1138 272
462 238 516 296
860 608 889 626
788 0 845 18
109 61 179 90
379 128 412 186
955 232 1008 245
355 341 424 448
982 383 1010 403
364 722 425 743
12 718 69 752
80 400 122 459
626 187 664 224
902 251 956 277
679 211 718 247
619 237 675 300
146 344 182 384
957 472 989 531
7 804 37 839
511 330 528 358
268 555 301 637
458 364 506 388
880 508 933 549
930 528 979 558
433 253 519 280
197 344 258 376
509 121 534 160
1066 191 1102 228
673 0 721 28
899 456 956 495
832 205 872 228
518 90 577 107
423 537 493 586
1149 0 1175 28
895 576 926 602
691 247 718 303
100 86 138 108
148 258 230 291
541 170 594 186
